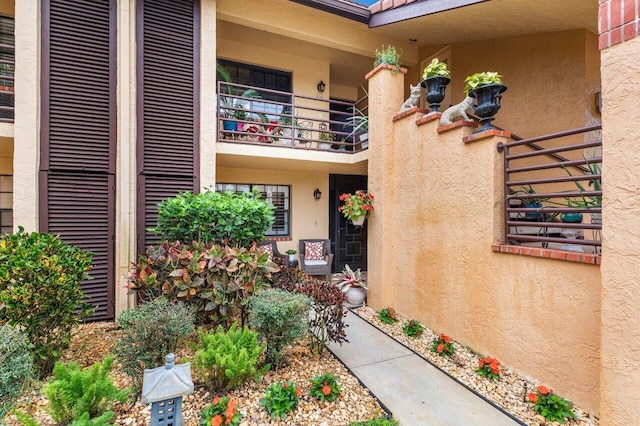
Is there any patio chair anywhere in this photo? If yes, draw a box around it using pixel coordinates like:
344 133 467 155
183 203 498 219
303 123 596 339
299 239 333 282
256 240 286 264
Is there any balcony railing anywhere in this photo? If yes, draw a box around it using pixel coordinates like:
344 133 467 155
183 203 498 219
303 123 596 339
0 43 14 123
217 81 368 153
500 124 602 254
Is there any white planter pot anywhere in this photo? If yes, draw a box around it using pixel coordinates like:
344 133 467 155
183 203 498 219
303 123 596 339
345 287 366 306
351 216 366 226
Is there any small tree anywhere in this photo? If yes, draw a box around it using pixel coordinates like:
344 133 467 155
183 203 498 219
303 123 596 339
153 189 274 247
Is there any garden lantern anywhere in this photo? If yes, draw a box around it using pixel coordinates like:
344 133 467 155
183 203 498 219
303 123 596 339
142 353 194 426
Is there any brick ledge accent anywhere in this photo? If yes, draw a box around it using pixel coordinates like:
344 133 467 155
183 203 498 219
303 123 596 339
492 244 601 265
436 120 477 133
365 63 408 80
266 236 292 242
392 107 429 121
416 112 442 126
462 128 512 143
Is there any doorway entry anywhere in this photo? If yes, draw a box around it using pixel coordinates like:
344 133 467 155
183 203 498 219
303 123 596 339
329 174 368 273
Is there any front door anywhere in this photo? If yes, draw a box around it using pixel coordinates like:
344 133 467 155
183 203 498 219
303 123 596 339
329 174 368 273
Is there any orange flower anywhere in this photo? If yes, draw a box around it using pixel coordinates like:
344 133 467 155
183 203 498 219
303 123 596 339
211 414 223 426
443 335 451 344
389 308 395 319
322 384 332 396
478 358 485 367
225 398 237 420
528 393 538 404
283 382 288 388
437 343 444 353
537 385 549 396
295 387 301 397
484 357 493 364
213 396 221 405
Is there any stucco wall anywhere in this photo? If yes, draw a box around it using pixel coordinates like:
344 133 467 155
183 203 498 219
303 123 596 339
367 68 601 413
599 35 640 426
216 167 330 257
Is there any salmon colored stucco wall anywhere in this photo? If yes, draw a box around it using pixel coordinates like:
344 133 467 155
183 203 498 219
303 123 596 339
367 68 601 413
599 35 640 426
415 30 600 139
216 167 331 260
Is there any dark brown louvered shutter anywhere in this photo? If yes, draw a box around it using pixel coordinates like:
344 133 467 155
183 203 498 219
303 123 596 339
40 0 116 320
136 0 200 255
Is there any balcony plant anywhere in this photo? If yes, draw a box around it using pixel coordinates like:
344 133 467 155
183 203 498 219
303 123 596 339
216 63 262 131
420 58 451 113
338 190 374 226
464 71 507 133
374 44 402 72
336 264 367 306
562 154 602 224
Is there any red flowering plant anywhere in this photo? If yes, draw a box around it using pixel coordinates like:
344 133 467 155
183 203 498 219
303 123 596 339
476 357 501 381
402 319 424 337
430 333 455 356
377 307 398 324
528 385 577 424
199 395 242 426
338 190 374 222
309 372 341 402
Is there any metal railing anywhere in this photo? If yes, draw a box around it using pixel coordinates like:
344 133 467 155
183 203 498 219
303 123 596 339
217 81 368 153
0 43 14 123
499 124 602 254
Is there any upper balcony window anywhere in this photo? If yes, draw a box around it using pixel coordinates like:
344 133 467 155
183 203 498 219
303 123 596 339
0 16 13 122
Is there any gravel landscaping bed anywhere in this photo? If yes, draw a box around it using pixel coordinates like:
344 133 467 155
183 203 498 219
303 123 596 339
6 321 386 426
354 306 599 426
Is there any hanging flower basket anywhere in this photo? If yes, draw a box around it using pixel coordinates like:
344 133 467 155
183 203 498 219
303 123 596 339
338 191 374 225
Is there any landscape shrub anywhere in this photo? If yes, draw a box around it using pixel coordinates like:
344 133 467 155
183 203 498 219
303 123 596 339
0 325 34 419
70 412 115 426
350 417 399 426
0 228 94 376
309 372 341 402
270 266 347 354
192 323 266 391
260 381 301 419
199 395 242 426
129 242 279 325
112 298 195 392
152 189 274 247
43 355 129 425
248 288 311 367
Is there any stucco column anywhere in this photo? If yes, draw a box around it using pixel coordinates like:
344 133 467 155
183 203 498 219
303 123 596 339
200 0 216 189
366 64 405 309
13 0 39 231
599 35 640 426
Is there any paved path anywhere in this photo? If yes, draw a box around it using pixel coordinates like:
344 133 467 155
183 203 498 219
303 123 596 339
327 311 522 426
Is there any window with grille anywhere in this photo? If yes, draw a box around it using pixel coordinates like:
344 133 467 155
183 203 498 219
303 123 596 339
0 175 12 234
215 183 290 237
0 16 14 121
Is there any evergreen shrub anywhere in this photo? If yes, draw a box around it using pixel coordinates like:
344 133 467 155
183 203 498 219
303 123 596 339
0 324 34 419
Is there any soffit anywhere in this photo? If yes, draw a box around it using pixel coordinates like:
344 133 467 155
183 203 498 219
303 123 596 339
368 0 598 45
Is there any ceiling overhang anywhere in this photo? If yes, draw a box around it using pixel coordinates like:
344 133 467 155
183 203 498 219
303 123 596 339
289 0 370 23
370 0 489 27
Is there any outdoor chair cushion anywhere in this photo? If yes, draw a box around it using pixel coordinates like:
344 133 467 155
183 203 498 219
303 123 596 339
304 241 324 260
303 259 328 266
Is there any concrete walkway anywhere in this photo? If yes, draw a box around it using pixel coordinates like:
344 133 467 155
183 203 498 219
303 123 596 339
327 311 522 426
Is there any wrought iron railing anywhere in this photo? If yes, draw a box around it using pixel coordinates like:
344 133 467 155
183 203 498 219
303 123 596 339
217 81 368 153
0 43 14 123
499 124 602 254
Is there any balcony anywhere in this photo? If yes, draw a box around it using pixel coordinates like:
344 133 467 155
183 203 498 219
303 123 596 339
217 82 368 154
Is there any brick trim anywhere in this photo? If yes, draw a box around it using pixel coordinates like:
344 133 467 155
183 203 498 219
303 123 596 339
416 112 442 126
436 119 478 133
365 63 408 80
392 107 429 121
462 128 512 144
599 0 639 49
492 244 601 265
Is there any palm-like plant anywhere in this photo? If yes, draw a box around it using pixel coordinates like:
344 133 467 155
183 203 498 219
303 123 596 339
216 63 262 120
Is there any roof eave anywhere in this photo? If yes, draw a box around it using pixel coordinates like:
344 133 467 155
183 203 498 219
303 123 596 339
290 0 370 24
369 0 490 27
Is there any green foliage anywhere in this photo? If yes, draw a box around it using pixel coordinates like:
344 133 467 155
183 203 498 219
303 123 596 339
11 410 40 426
476 357 501 381
70 411 115 426
463 71 503 95
374 45 402 70
0 228 94 377
402 319 425 338
129 242 279 325
431 333 455 356
309 372 341 402
422 58 450 79
270 266 347 355
192 323 266 391
260 381 300 419
249 289 311 367
199 395 242 426
153 189 274 247
529 386 577 424
43 355 129 425
377 307 399 325
350 417 399 426
0 325 34 419
112 298 195 392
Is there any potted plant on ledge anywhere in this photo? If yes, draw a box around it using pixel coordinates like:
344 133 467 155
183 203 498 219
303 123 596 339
420 58 451 113
374 45 402 72
464 71 507 134
337 264 367 306
285 249 297 264
338 190 374 226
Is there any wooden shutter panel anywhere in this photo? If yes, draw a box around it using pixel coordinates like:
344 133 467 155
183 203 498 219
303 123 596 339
41 0 116 320
136 0 200 255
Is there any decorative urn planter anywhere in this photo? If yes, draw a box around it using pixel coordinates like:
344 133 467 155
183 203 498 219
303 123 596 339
345 287 366 306
420 76 451 113
561 213 584 223
468 83 507 133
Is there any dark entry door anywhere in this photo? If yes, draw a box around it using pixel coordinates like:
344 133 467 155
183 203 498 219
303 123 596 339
329 174 368 273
